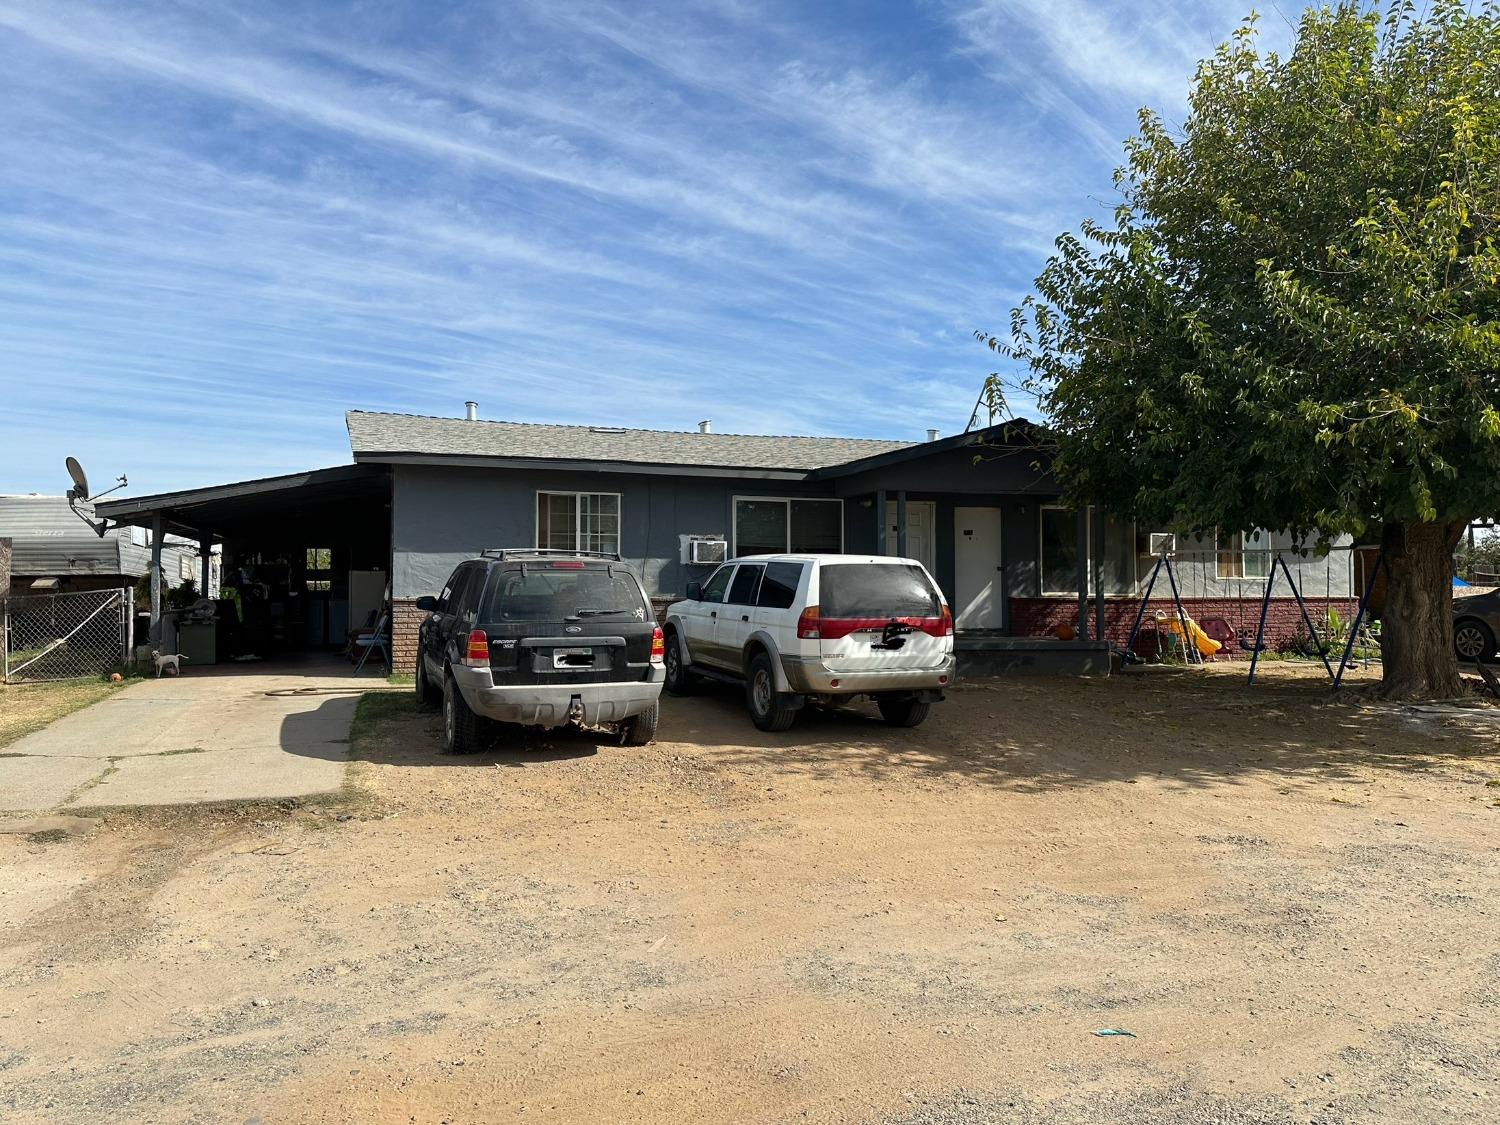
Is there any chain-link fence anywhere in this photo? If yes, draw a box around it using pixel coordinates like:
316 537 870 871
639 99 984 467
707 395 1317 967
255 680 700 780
2 588 130 683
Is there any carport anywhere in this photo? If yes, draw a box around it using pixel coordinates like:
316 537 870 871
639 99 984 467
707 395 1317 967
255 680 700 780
97 465 392 662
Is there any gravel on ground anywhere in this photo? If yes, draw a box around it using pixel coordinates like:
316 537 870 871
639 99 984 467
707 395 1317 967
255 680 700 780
1 662 1498 1124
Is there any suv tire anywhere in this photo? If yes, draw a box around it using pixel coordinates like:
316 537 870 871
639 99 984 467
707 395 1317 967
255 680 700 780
663 630 696 695
877 696 931 728
414 654 439 707
620 701 659 746
1455 618 1497 662
746 651 797 732
443 672 486 754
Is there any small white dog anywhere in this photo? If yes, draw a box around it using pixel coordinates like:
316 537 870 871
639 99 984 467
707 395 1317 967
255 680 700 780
151 650 188 677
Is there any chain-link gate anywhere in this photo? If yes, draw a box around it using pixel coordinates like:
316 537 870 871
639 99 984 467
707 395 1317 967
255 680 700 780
2 588 131 683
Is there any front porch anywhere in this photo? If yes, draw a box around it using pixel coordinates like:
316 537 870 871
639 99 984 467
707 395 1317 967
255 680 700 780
819 424 1118 673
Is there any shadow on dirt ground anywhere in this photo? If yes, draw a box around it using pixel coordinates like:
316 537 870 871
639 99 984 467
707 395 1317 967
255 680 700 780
10 664 1493 1123
664 664 1500 796
337 690 616 770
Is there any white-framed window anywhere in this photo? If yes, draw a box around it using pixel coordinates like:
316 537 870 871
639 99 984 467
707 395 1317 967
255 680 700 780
179 556 194 581
732 497 843 557
1217 528 1271 579
537 492 621 554
1040 505 1086 595
130 525 148 547
1039 506 1138 595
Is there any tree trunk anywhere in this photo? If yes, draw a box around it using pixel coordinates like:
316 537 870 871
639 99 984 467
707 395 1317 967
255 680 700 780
1377 518 1467 700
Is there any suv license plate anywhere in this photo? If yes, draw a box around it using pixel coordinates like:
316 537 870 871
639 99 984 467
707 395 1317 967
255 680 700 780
553 648 595 669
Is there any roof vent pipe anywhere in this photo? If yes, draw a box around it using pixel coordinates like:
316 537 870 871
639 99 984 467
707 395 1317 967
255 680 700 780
926 428 940 441
465 401 479 422
698 419 712 434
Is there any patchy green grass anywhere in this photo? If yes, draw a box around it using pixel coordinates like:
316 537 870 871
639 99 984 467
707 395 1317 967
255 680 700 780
0 679 124 749
386 673 413 686
350 691 424 747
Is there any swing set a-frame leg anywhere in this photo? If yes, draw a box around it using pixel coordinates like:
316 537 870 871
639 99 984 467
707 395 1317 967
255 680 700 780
1281 555 1336 680
1247 559 1278 685
1162 553 1200 665
1334 555 1384 690
1125 555 1165 657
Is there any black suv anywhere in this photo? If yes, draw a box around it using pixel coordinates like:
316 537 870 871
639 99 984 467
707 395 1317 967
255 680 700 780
414 549 665 753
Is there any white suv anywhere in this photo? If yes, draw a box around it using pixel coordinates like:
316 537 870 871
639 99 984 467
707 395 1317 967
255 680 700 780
662 554 955 731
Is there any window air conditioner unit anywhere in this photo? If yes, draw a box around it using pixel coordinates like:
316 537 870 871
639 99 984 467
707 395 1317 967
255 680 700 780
1148 532 1177 555
686 537 727 565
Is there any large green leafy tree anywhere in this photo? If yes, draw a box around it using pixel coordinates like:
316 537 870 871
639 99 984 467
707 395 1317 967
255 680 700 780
986 1 1500 698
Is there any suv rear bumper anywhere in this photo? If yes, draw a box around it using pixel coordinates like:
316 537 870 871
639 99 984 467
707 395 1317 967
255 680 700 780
452 665 664 728
779 654 956 695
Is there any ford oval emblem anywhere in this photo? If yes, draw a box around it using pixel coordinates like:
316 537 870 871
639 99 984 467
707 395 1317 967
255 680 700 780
564 625 582 633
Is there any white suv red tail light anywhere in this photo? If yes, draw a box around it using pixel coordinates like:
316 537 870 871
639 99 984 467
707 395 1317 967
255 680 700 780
800 607 953 640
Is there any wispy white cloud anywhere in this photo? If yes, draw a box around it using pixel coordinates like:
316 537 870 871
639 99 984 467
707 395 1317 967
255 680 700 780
0 0 1273 493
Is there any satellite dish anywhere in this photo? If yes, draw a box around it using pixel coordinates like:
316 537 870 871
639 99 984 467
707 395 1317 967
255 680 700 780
66 456 90 499
63 456 127 538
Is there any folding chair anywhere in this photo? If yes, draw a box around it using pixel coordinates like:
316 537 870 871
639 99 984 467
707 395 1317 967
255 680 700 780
353 611 390 675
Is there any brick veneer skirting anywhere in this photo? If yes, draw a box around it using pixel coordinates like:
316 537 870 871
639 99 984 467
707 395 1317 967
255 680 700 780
391 597 427 676
1008 595 1360 652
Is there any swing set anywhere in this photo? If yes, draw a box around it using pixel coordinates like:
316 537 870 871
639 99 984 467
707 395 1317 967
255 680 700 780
1124 548 1384 688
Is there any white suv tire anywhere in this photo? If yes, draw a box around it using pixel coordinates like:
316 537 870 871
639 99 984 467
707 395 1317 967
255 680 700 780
746 650 797 732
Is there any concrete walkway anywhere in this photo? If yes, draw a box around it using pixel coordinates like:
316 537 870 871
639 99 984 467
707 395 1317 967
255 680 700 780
0 661 385 814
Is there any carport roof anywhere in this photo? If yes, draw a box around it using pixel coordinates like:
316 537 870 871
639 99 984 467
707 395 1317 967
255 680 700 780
346 410 914 475
96 464 388 538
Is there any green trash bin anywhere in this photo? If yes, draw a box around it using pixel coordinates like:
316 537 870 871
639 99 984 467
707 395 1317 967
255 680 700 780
176 621 217 667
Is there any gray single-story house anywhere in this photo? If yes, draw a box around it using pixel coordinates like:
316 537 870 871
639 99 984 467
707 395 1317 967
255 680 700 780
96 406 1362 673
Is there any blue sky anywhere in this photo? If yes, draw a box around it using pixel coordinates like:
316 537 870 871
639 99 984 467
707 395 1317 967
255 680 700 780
0 0 1291 495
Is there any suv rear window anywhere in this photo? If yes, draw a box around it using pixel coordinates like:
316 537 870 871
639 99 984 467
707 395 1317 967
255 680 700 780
482 565 650 623
820 563 940 618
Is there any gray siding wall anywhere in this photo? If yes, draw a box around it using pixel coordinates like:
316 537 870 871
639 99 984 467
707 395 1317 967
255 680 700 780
391 464 835 600
389 464 1358 604
1165 531 1357 599
998 517 1357 600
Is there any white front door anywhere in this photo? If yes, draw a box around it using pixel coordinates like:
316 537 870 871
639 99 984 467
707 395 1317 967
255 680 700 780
954 507 1004 630
885 500 936 574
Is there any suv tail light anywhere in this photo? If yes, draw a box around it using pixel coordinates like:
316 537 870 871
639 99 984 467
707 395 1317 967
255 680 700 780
797 606 821 639
650 626 665 664
814 613 953 640
464 629 489 667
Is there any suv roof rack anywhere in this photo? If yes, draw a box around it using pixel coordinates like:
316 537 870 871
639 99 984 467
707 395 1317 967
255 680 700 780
479 547 623 562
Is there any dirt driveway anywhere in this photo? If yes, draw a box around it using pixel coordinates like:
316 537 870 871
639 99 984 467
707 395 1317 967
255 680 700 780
3 665 1499 1123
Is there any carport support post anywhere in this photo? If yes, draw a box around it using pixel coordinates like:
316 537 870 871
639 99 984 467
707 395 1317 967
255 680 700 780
875 490 887 555
149 512 163 645
1075 507 1089 640
199 534 212 599
895 491 908 558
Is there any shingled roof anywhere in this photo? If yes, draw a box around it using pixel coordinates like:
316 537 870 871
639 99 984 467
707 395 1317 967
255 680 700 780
346 411 914 473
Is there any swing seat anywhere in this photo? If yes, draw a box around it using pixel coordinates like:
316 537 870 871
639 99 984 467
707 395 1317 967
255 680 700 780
1199 616 1238 658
